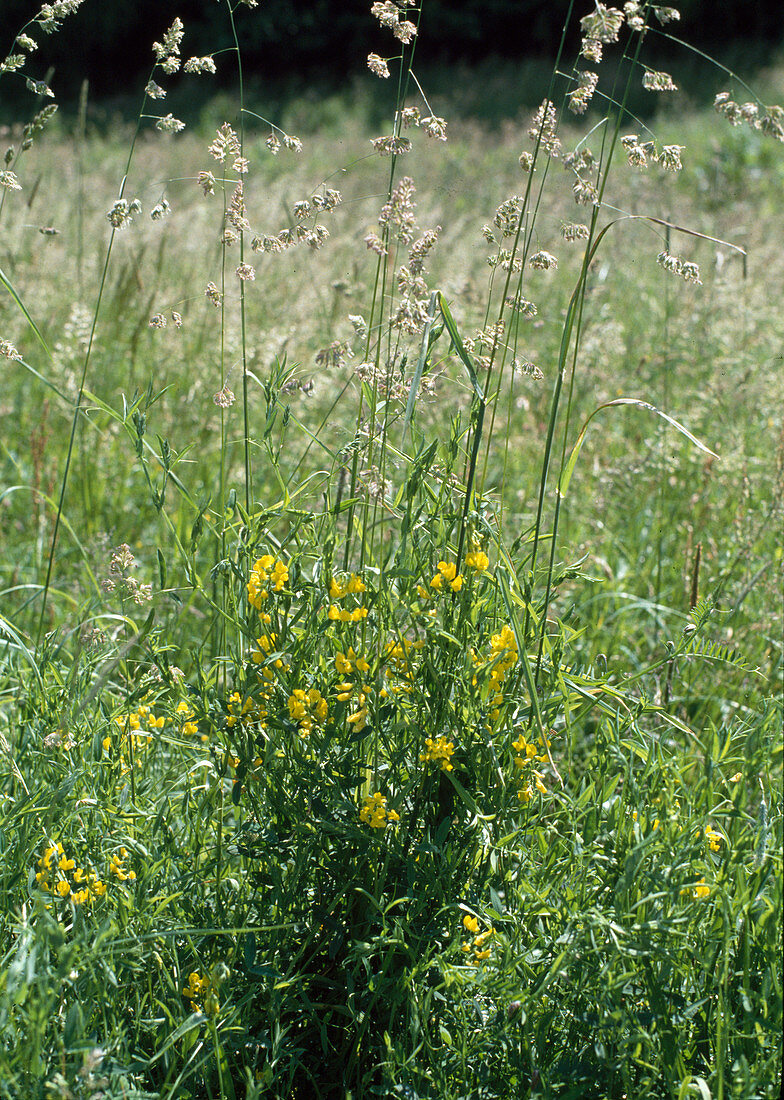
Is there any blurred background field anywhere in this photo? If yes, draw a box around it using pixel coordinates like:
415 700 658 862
2 54 782 704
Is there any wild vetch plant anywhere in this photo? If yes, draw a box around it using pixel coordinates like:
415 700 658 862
0 2 782 1098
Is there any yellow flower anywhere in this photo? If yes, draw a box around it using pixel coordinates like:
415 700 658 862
465 550 489 572
463 914 479 933
335 650 353 675
359 792 399 828
704 825 723 852
182 970 219 1015
248 555 287 608
681 877 711 900
288 687 328 736
271 560 288 591
512 734 537 768
347 691 369 731
329 573 365 600
434 560 464 591
329 577 347 600
420 735 455 771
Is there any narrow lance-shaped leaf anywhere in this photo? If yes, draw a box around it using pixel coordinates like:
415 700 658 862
558 397 718 499
403 290 438 438
0 264 51 359
437 290 484 401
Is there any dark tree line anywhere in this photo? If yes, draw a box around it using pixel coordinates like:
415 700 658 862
1 0 782 106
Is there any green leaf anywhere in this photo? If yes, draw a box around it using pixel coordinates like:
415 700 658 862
403 290 438 437
490 886 506 916
0 264 51 359
558 397 718 499
438 291 484 401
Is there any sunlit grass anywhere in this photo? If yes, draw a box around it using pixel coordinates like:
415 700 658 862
0 3 781 1098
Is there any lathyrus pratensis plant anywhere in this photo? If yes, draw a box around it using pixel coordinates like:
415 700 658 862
1 1 781 1098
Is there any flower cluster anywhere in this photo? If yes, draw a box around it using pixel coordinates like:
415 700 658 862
103 703 165 765
359 792 400 829
247 555 289 610
0 171 22 192
227 691 265 729
528 99 561 157
35 843 108 905
714 94 784 143
621 135 683 172
485 625 519 727
334 647 370 678
513 733 548 803
176 700 203 739
371 2 417 44
152 17 184 73
421 560 464 597
568 70 599 115
288 687 328 736
465 550 490 572
657 251 702 285
367 53 390 79
101 542 152 603
183 55 216 75
420 735 455 772
327 572 368 622
334 648 372 732
461 914 494 966
579 4 624 46
108 847 136 882
0 340 22 360
529 249 558 271
182 971 219 1015
642 69 678 92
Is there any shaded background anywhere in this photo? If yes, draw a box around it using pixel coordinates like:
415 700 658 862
1 0 782 114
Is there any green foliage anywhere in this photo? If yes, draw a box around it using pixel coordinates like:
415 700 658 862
0 1 781 1098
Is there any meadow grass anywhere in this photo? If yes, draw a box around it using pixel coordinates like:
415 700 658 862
0 2 782 1098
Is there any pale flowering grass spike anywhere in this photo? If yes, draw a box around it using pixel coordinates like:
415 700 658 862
1 340 22 361
568 70 599 114
367 53 390 78
0 171 22 191
657 250 702 284
579 4 625 45
643 70 678 92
